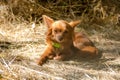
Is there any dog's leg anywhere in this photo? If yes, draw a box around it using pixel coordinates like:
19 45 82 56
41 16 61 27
53 54 63 60
54 50 73 60
37 47 54 65
53 53 67 60
78 46 98 58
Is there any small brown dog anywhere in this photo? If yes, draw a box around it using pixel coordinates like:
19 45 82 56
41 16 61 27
37 15 99 65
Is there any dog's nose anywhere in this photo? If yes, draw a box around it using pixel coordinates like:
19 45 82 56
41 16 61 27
58 36 63 41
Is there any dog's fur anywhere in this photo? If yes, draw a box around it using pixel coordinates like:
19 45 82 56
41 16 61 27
37 15 99 65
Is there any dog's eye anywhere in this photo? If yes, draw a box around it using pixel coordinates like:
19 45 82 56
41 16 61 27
54 30 58 33
64 30 68 34
59 30 62 32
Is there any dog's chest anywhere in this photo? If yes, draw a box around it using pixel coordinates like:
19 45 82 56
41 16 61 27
52 42 64 54
54 46 64 54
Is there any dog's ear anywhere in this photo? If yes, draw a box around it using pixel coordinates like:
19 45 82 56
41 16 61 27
69 20 81 28
42 15 54 28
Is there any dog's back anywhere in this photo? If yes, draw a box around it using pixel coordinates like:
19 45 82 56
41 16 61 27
74 32 94 48
73 32 98 58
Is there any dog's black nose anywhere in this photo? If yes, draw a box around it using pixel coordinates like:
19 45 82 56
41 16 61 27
58 36 63 41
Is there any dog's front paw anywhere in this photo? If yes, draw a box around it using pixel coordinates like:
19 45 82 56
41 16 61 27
37 59 44 66
53 56 63 60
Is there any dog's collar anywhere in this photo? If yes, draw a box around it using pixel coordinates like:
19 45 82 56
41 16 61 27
52 42 61 48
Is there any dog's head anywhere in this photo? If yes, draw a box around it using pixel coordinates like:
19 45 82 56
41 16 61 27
43 15 81 43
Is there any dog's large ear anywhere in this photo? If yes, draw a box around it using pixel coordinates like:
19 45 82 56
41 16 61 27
42 15 54 28
69 20 81 28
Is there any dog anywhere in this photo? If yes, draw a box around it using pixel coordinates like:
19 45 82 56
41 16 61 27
37 15 99 65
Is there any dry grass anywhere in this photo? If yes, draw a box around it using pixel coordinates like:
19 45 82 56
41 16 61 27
0 1 120 80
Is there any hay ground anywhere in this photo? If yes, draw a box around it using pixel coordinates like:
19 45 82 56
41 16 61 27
0 2 120 80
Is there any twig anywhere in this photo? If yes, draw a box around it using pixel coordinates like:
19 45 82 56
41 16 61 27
1 57 17 78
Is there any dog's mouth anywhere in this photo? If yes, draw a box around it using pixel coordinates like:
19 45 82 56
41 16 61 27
56 38 65 43
51 35 66 43
52 36 64 43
